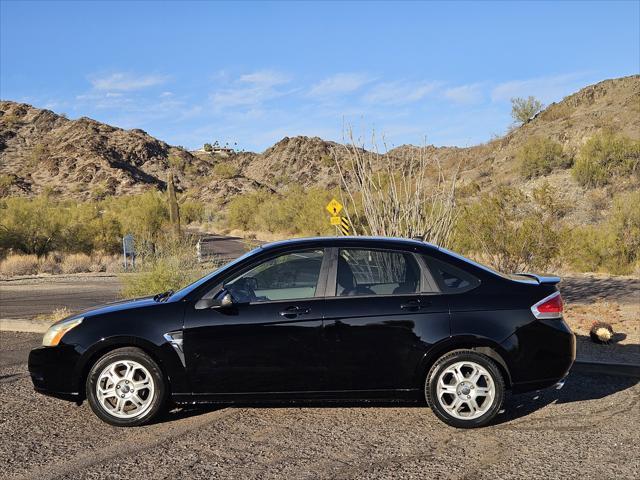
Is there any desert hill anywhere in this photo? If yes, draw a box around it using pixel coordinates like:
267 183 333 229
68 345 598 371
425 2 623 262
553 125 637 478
1 75 638 209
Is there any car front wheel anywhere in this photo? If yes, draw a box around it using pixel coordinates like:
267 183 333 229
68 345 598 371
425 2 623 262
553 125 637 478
426 350 505 428
86 347 166 427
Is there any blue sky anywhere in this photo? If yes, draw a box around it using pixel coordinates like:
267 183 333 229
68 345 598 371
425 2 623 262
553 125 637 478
1 1 639 152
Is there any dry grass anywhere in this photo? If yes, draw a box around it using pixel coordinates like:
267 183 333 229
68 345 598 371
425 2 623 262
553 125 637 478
34 307 72 323
0 254 39 276
60 253 93 274
0 252 122 277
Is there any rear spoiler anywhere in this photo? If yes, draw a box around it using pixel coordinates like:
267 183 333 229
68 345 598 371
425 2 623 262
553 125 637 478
516 273 561 285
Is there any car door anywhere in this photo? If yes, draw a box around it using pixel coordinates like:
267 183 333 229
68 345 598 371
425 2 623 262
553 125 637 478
322 247 450 392
183 248 329 395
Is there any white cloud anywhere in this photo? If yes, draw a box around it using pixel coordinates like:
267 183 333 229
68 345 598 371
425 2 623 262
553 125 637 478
363 80 441 105
443 84 483 105
239 70 290 87
90 72 167 91
210 70 292 110
491 73 588 103
309 73 372 97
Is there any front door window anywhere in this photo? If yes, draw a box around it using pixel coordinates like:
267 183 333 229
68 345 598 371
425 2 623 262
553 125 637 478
225 249 324 303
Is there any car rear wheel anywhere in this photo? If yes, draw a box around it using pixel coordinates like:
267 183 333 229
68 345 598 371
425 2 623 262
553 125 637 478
86 347 166 427
426 350 505 428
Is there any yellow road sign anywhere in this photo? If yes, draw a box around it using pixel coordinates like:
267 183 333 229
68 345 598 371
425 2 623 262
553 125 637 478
330 216 342 226
326 198 343 215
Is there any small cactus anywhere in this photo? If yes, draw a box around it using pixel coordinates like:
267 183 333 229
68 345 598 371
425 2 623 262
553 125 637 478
589 321 614 344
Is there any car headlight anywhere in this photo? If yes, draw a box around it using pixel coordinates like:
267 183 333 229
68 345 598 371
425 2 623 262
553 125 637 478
42 317 83 347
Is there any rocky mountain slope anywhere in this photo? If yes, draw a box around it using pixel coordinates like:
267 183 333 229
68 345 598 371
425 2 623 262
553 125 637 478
1 75 638 206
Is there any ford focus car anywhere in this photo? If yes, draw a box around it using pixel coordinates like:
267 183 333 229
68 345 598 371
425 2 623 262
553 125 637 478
29 237 575 428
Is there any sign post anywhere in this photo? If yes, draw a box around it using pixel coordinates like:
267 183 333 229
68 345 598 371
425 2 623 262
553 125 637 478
326 199 350 236
122 234 136 270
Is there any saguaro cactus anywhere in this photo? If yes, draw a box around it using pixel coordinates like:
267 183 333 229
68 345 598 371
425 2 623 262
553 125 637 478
167 170 181 236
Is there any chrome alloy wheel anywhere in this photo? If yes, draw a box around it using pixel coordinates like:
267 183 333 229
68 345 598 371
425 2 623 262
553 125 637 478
435 360 496 420
95 360 155 419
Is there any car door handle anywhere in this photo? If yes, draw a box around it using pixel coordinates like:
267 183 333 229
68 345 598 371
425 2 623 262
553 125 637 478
400 300 430 310
279 306 311 318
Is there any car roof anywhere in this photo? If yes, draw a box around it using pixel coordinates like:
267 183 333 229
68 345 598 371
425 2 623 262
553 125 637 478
259 236 440 251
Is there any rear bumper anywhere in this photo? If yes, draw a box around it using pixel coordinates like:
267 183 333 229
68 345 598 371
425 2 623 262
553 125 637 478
502 317 576 393
28 345 82 401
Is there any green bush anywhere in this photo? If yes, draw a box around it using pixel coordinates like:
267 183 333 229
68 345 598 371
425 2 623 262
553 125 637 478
225 187 336 235
562 190 640 274
517 137 571 179
511 96 544 124
120 236 207 298
213 162 239 179
452 186 561 273
572 132 640 187
180 199 206 224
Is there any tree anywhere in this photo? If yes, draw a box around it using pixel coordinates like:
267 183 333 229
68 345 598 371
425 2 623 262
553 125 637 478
203 143 213 152
511 96 544 124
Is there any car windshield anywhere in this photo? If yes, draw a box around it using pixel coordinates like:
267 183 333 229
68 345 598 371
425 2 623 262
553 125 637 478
170 247 261 300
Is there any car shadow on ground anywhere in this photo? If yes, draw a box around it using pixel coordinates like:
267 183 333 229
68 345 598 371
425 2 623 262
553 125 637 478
493 369 639 425
157 369 639 426
561 276 640 304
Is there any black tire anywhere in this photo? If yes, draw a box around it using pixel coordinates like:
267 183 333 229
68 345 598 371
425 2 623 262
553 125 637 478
425 350 505 429
86 347 166 427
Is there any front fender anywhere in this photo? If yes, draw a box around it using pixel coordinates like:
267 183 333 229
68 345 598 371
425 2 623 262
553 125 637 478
73 335 190 397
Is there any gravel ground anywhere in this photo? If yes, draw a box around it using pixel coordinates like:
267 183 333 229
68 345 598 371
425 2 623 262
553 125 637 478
0 332 638 480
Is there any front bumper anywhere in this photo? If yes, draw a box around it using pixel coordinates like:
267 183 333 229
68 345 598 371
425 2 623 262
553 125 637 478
28 344 82 401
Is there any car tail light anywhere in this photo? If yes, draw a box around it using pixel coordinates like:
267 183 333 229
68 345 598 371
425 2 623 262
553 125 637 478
531 291 563 319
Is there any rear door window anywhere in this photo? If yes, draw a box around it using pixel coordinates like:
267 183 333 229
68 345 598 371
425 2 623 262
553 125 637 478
336 249 421 296
423 256 480 293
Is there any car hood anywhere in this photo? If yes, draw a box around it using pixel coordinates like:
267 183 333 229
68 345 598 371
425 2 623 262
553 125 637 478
75 296 167 319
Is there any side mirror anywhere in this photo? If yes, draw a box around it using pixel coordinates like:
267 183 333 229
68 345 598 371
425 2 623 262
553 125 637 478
194 291 235 310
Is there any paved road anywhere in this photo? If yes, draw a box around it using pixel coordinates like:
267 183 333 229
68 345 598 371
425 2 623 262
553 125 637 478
0 332 638 480
0 235 251 320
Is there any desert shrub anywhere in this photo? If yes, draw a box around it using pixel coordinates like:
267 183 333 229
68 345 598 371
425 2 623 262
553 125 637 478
0 196 67 256
213 162 239 179
60 253 93 273
104 190 169 254
120 236 207 298
517 137 571 178
180 199 206 224
0 254 39 276
0 174 16 197
562 191 640 274
452 185 561 273
168 155 185 171
34 307 72 323
572 132 640 187
38 253 62 274
225 187 336 236
226 190 271 231
511 96 544 124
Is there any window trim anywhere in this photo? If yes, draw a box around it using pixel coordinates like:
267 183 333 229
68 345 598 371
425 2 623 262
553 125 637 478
201 248 330 304
326 247 430 298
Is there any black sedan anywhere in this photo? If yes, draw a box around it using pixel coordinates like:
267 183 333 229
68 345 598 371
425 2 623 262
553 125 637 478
29 237 575 428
